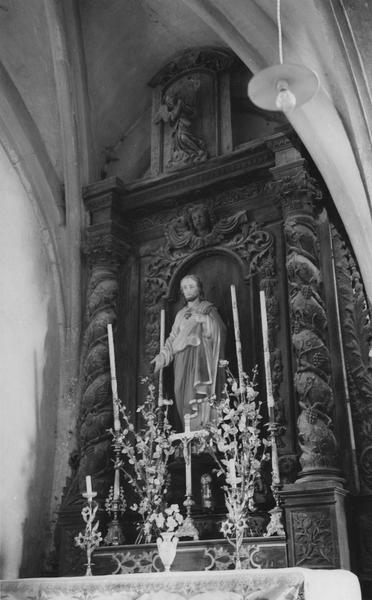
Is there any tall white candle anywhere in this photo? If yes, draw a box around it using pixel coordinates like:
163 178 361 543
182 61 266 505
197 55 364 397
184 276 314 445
230 285 244 390
259 290 274 410
184 413 191 434
160 308 165 348
85 475 92 497
185 443 192 497
158 308 165 407
107 324 121 431
270 433 280 486
184 414 192 496
229 458 237 488
113 467 120 501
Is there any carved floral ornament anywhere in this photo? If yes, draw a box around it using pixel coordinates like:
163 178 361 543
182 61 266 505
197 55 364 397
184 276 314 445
275 171 323 217
82 232 130 268
292 510 337 567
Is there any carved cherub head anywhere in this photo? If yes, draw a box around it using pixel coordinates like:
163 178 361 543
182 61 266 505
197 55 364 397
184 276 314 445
189 205 211 236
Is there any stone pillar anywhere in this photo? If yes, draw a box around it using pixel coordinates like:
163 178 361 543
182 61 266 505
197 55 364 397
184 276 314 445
268 133 349 569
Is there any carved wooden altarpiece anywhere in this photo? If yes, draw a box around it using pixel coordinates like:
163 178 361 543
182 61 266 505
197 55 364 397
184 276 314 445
56 49 372 591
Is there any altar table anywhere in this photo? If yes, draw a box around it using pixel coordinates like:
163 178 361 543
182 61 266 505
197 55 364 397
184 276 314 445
0 567 361 600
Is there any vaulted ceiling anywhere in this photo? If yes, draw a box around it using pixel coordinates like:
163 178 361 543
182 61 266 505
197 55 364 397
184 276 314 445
0 0 371 300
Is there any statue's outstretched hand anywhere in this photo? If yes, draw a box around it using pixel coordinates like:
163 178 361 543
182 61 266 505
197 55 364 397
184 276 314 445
151 354 164 373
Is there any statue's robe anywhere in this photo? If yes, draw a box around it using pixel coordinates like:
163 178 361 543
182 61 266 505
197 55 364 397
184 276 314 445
160 300 226 430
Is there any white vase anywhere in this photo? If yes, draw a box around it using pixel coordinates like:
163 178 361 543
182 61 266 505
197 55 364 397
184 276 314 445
156 532 178 572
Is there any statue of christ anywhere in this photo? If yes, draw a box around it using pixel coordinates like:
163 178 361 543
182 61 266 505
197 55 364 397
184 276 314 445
152 274 226 430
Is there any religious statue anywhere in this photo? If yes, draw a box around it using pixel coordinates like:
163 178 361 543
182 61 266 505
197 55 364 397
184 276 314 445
154 92 208 168
152 274 226 430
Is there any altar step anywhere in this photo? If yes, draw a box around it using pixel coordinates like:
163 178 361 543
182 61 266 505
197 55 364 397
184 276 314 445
93 536 287 574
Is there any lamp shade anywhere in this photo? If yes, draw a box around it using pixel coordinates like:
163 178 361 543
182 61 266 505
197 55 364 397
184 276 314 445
247 63 319 112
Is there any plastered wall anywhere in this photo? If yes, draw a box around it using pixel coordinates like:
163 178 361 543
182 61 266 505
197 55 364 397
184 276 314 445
0 144 61 578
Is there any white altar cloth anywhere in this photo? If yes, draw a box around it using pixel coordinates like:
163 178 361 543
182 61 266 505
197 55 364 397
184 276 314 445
0 567 361 600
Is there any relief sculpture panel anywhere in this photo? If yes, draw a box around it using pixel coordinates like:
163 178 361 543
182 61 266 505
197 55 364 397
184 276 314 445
154 77 208 170
149 47 235 175
292 510 338 567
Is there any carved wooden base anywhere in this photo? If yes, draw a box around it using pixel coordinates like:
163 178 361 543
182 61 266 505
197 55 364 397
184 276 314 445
280 480 350 569
92 537 287 574
295 468 344 484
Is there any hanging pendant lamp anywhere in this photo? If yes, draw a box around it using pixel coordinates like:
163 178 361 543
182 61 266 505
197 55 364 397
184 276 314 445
247 0 319 114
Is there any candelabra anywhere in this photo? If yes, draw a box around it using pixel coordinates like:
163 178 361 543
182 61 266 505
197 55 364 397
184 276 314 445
104 437 126 545
265 420 285 537
74 479 103 576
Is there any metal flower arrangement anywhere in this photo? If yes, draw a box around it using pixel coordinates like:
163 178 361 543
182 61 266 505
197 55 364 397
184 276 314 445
74 499 103 576
113 378 175 542
206 361 271 568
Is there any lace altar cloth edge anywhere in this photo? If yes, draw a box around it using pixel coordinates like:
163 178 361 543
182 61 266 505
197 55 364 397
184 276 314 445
0 567 361 600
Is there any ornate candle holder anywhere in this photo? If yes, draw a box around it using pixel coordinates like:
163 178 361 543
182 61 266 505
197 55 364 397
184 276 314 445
178 495 199 540
265 420 285 537
74 488 103 576
104 439 126 545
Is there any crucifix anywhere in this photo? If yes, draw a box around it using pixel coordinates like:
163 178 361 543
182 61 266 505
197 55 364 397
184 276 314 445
170 413 208 540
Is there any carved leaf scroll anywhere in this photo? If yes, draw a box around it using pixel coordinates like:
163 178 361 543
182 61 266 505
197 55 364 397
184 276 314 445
292 510 338 567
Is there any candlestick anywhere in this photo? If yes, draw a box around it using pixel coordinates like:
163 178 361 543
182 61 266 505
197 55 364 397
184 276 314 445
265 421 285 537
158 308 165 407
104 438 126 546
230 285 244 391
107 324 121 431
75 479 102 575
259 290 274 411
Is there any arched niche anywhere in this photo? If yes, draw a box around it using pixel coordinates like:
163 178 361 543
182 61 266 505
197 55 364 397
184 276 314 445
163 247 259 428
